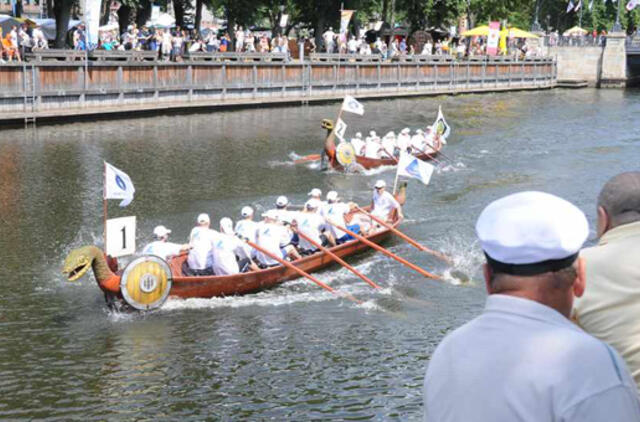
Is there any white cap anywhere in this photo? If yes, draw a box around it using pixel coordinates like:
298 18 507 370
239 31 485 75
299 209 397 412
276 196 289 207
153 225 171 238
374 179 386 189
401 128 410 134
241 206 254 217
476 191 589 271
308 188 322 198
356 132 362 138
385 131 395 138
369 130 376 137
262 209 279 220
220 217 234 234
416 129 424 134
305 198 322 210
197 213 210 224
326 190 339 201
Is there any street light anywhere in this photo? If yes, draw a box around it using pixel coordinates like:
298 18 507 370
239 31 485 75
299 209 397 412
612 0 623 32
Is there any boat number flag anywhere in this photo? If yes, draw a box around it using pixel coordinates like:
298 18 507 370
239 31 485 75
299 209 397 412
335 118 347 141
342 95 364 116
397 151 435 186
104 161 135 207
433 106 451 139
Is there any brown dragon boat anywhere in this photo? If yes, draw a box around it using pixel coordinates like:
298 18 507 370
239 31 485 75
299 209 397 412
321 119 443 172
63 184 407 310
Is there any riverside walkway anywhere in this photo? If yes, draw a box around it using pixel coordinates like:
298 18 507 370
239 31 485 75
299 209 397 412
0 52 556 126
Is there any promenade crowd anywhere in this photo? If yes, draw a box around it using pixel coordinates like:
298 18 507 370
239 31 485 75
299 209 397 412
424 172 640 421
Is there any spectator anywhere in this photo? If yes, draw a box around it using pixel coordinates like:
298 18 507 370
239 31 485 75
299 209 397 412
235 26 245 52
323 27 335 53
172 30 183 61
205 31 218 52
220 32 230 52
32 25 47 50
160 29 172 60
421 40 432 55
347 36 357 54
573 172 640 389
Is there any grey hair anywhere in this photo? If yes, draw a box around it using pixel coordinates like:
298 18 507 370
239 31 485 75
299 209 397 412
598 172 640 228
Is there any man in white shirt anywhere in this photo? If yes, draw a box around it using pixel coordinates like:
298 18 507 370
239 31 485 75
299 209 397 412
235 205 259 258
255 210 301 267
293 199 334 254
381 131 397 158
347 36 357 54
187 213 217 275
424 191 640 422
396 128 411 153
322 191 353 244
350 132 366 156
211 218 258 275
323 27 335 52
235 26 245 52
142 225 189 261
410 129 426 153
371 180 403 223
307 188 327 214
364 131 381 159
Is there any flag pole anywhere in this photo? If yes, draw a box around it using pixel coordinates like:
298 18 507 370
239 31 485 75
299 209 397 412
392 166 400 195
103 162 108 249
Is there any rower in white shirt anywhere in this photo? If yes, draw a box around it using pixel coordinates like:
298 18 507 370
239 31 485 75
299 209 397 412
350 132 366 156
410 129 426 153
211 218 259 275
187 213 218 275
364 131 382 159
293 199 335 254
255 210 301 267
142 225 190 261
397 128 411 153
322 191 354 244
235 205 259 258
370 179 403 223
307 188 327 213
381 131 397 159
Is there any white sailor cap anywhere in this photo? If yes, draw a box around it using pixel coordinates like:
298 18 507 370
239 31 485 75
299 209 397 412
241 206 254 217
197 213 210 224
262 209 279 220
220 217 234 234
308 188 322 197
326 190 339 201
305 198 322 210
356 132 362 138
374 179 386 189
276 196 289 207
153 225 171 238
476 191 589 276
385 131 395 138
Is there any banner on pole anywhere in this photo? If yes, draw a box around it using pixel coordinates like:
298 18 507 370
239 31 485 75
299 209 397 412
279 14 289 28
340 10 354 34
83 0 101 49
487 21 500 56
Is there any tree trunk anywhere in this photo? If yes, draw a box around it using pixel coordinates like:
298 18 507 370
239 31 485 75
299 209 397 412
46 0 54 18
174 0 185 29
382 0 390 22
54 0 73 48
117 4 132 33
136 0 152 27
100 0 111 26
194 0 203 31
314 13 324 50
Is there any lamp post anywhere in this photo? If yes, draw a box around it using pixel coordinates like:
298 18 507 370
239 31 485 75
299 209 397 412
531 0 542 32
612 0 623 32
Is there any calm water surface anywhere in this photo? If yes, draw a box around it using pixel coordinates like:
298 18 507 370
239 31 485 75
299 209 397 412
1 88 639 420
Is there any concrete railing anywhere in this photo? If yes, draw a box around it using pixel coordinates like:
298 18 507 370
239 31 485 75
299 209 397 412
0 57 556 116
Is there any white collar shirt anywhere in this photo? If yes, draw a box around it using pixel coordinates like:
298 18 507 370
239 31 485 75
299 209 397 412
255 222 290 266
372 190 400 219
424 294 640 422
365 140 380 159
323 202 350 239
142 240 183 261
295 212 327 251
187 226 217 270
211 232 247 275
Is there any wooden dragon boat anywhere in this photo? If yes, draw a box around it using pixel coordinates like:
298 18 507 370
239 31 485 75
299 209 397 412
321 119 443 172
63 184 407 311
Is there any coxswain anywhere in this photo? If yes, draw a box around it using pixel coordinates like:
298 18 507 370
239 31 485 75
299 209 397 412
381 131 397 159
211 218 259 275
323 191 357 244
350 132 366 156
371 180 403 224
397 128 411 154
186 213 217 276
142 225 190 261
294 199 335 255
255 210 301 267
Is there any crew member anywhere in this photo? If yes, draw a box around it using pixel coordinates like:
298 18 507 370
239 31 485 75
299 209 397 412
364 131 381 159
371 180 403 223
381 131 396 159
211 218 258 275
294 199 335 254
255 210 301 267
187 213 217 275
411 129 426 153
307 188 327 213
350 132 365 156
397 128 411 153
323 191 355 243
142 225 189 261
424 191 640 421
235 206 259 258
574 172 640 388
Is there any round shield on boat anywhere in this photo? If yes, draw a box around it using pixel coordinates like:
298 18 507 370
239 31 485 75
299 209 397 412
336 142 356 166
120 255 172 311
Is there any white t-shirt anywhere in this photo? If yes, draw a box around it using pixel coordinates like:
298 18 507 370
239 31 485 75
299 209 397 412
187 226 217 270
323 202 350 239
364 140 380 159
351 138 365 156
211 232 248 275
372 190 400 220
381 137 396 158
295 212 327 251
142 240 183 261
235 219 258 242
411 134 425 151
397 133 411 152
255 222 290 266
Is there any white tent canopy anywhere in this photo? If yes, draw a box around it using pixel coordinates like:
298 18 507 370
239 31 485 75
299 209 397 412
147 13 175 28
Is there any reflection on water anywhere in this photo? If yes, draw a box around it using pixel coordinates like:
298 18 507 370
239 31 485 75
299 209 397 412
1 88 639 419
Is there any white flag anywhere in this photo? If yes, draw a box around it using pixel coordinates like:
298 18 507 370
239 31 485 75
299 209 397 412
566 0 574 12
433 106 451 139
575 0 582 10
589 0 594 10
341 95 364 115
104 162 135 207
396 151 435 186
335 118 347 141
627 0 640 10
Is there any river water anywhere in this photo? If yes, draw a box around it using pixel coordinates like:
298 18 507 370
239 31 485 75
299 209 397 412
1 88 638 420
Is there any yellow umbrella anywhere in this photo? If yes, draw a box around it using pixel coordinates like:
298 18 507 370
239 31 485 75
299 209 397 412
461 25 490 37
503 27 539 39
563 26 588 36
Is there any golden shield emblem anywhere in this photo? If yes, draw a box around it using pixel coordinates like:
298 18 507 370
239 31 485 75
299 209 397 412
336 142 356 166
120 256 172 311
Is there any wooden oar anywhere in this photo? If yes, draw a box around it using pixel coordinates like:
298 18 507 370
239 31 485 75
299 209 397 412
355 206 453 264
413 144 445 166
293 228 382 290
245 240 362 304
294 154 322 164
326 219 441 280
381 146 399 163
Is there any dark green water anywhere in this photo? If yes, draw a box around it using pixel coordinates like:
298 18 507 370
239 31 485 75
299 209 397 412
0 88 638 420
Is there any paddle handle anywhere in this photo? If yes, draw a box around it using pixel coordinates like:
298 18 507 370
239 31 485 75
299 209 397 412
245 240 362 304
328 220 441 280
294 228 381 290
